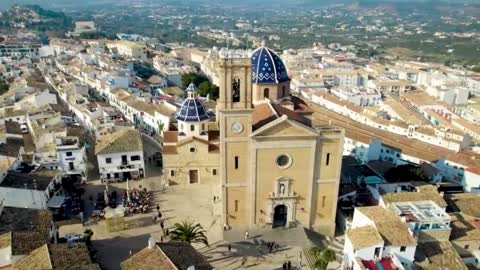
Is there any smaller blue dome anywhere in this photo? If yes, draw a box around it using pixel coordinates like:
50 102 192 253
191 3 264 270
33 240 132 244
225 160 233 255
176 95 209 122
251 47 289 84
186 83 198 92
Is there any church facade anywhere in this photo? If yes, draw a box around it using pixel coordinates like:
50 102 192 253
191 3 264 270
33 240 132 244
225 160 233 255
163 47 344 236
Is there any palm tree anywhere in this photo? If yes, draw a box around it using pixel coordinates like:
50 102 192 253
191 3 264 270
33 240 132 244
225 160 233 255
168 220 209 246
310 247 336 270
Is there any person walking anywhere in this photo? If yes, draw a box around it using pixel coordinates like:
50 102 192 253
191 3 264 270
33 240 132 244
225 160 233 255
282 262 287 270
244 230 249 240
227 243 231 253
287 260 291 270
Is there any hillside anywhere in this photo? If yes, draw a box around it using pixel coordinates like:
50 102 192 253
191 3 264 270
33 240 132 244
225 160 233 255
0 4 72 33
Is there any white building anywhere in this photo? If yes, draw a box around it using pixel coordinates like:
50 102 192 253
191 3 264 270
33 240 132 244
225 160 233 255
343 206 417 270
330 87 381 106
462 167 480 193
311 92 363 122
0 167 62 209
14 89 57 109
70 21 96 37
387 200 451 242
368 78 413 93
107 41 147 60
55 137 87 180
107 88 176 134
95 128 145 182
425 85 470 105
0 43 41 58
315 69 366 88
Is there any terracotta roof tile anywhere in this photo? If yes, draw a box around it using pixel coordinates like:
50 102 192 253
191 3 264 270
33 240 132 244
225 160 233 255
346 225 383 249
95 129 143 155
163 146 177 154
163 131 178 143
252 103 277 130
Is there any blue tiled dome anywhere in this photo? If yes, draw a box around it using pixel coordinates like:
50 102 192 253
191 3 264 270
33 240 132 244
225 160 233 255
176 85 210 122
186 83 198 92
251 47 289 84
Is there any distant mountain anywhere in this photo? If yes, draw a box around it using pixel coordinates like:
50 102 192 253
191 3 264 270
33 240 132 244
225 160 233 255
0 4 72 33
0 0 330 9
0 0 477 10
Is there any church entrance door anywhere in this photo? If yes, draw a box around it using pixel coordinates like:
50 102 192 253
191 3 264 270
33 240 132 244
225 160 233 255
189 170 199 184
273 204 287 228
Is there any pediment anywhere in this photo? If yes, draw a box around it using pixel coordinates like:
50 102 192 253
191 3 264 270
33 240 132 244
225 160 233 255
251 116 317 138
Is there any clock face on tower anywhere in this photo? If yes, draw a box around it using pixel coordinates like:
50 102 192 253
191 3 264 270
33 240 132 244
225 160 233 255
231 121 244 133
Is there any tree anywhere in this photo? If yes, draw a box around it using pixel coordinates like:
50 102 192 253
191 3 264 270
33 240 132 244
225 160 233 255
0 79 9 95
169 220 209 246
384 164 428 182
180 72 209 89
158 122 164 135
310 247 336 270
79 32 107 40
471 66 480 73
209 85 219 100
197 81 211 97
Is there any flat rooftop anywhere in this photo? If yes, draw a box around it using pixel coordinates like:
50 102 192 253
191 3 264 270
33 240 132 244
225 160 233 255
0 167 60 190
390 201 450 224
0 207 52 232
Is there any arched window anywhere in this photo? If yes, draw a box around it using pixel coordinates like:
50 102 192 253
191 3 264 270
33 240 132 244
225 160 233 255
232 78 240 102
234 156 239 169
263 88 270 99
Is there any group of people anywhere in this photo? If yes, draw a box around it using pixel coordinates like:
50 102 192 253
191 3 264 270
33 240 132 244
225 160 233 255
282 260 293 270
266 241 279 253
153 205 169 242
123 187 151 214
256 241 280 255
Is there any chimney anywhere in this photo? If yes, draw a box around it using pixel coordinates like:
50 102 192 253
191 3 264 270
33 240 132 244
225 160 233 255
148 237 156 249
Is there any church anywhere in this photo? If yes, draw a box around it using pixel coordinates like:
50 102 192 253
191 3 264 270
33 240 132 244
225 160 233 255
163 46 344 236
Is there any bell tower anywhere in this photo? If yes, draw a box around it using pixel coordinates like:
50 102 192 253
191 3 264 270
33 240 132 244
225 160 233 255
216 55 253 111
216 50 254 227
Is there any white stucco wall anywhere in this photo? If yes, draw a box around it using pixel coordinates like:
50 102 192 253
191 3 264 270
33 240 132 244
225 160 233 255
97 150 145 177
384 246 416 266
0 246 12 268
